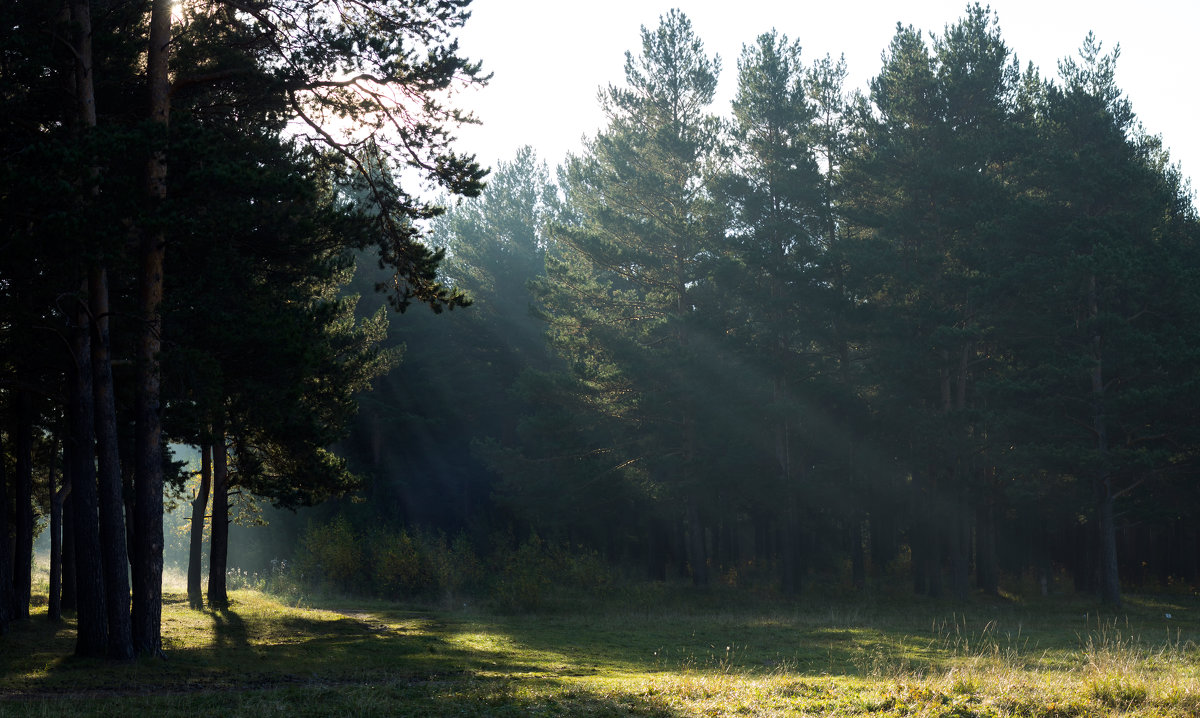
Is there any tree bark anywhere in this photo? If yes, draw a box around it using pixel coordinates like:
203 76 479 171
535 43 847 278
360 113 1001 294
49 456 71 623
208 432 229 609
13 390 35 620
132 0 172 657
851 519 866 590
780 508 800 596
685 502 708 587
90 266 134 658
949 495 970 602
0 430 13 633
975 489 998 595
61 467 77 614
70 292 108 657
646 515 668 581
1089 275 1121 607
187 442 212 608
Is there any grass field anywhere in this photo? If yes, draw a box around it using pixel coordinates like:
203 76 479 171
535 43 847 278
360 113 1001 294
2 581 1199 717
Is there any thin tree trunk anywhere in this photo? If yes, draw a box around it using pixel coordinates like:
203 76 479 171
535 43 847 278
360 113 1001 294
685 502 708 587
0 430 13 633
13 390 35 620
187 443 212 608
779 511 799 596
1097 483 1120 605
949 495 970 602
1089 275 1121 607
870 496 899 576
975 487 998 595
647 515 667 581
132 0 172 657
90 266 133 659
70 291 108 657
911 468 928 595
50 458 71 623
851 519 866 590
61 462 77 614
208 431 229 609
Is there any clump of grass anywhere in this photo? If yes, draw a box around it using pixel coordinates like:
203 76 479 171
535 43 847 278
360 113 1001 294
225 559 308 606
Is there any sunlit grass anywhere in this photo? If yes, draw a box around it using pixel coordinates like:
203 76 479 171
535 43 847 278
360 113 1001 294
2 584 1199 716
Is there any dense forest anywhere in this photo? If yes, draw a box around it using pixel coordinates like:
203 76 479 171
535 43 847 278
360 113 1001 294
332 8 1200 607
0 0 485 653
3 0 1199 660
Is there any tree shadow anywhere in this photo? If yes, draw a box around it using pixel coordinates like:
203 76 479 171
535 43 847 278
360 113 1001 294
206 606 249 650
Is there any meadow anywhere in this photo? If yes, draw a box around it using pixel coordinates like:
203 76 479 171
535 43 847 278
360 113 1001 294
2 574 1199 717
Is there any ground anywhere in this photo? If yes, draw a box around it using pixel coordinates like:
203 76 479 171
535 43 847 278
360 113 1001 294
1 584 1198 717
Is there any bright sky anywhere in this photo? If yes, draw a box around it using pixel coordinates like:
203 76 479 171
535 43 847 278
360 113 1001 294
453 0 1198 192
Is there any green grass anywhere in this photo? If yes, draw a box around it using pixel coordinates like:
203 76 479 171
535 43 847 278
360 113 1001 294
2 584 1199 717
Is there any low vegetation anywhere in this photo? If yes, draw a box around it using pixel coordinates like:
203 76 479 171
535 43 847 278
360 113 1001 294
3 574 1198 717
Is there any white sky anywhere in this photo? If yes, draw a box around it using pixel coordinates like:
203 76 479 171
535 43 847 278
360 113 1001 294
452 0 1198 192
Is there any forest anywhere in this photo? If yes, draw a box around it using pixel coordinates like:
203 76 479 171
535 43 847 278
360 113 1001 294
3 0 1200 673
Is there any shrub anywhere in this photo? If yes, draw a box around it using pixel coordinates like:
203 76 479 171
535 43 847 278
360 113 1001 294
367 528 427 596
490 533 554 613
488 534 614 612
296 515 364 593
294 518 614 609
419 530 483 602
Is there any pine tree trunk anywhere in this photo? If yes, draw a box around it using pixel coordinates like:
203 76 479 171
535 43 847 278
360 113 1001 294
90 266 133 659
686 502 708 587
925 538 943 598
870 501 899 575
911 470 929 595
13 390 35 620
188 443 212 608
1089 275 1121 607
919 472 943 599
61 471 77 614
975 492 998 595
0 430 13 633
949 498 970 602
70 294 108 657
1097 482 1121 606
647 516 668 581
132 0 172 657
208 433 229 609
50 467 70 623
780 511 800 596
851 519 866 590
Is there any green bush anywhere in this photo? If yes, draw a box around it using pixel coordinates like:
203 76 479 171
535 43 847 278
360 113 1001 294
294 517 613 609
296 515 364 593
490 533 554 613
367 527 427 596
419 530 483 602
488 534 614 612
296 516 485 601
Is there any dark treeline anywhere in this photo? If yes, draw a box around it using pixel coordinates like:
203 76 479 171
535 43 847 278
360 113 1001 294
0 0 485 650
339 6 1200 608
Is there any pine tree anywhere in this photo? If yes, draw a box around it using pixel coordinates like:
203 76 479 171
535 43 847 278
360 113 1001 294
845 7 1021 598
535 10 722 584
993 34 1200 606
714 30 827 593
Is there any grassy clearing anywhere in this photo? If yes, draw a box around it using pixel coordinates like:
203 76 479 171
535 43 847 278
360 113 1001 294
2 584 1199 717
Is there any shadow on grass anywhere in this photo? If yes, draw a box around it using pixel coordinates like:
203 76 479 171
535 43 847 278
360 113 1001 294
207 607 249 651
459 588 1200 682
1 603 685 716
5 588 1200 716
